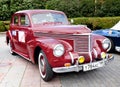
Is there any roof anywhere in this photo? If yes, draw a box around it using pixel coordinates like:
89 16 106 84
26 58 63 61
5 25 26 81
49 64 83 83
15 9 64 15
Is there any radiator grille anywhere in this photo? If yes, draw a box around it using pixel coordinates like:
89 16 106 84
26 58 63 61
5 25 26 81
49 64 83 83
34 32 91 52
74 35 90 52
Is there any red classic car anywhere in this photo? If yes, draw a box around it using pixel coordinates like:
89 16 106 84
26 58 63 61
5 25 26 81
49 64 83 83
6 10 114 81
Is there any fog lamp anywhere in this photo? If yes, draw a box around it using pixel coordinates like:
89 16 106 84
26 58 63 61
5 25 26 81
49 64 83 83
78 56 85 64
101 52 106 59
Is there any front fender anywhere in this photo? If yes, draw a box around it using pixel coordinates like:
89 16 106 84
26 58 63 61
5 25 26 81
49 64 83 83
33 37 74 67
92 34 106 53
35 37 73 53
27 37 63 65
35 37 60 51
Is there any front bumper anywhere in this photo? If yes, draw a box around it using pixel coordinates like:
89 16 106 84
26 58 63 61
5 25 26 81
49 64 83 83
52 55 114 73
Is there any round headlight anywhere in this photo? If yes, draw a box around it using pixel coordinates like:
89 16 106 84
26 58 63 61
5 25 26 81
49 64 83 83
53 44 65 57
102 38 110 50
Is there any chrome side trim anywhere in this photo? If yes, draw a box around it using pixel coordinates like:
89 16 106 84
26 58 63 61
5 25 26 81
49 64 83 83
12 50 31 61
73 33 91 35
69 52 74 64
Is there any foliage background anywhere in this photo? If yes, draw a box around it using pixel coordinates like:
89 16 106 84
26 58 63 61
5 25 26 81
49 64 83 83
1 0 120 20
0 0 120 31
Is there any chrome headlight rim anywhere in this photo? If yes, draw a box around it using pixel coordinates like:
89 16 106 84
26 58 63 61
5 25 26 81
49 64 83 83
102 38 111 51
53 44 65 57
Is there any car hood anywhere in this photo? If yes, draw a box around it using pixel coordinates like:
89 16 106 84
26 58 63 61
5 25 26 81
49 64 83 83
33 25 91 34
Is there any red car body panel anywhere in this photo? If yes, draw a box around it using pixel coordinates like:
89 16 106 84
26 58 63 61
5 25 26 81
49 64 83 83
6 10 109 68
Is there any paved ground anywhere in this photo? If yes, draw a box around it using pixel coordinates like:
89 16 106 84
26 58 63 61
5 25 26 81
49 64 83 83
0 33 120 87
0 34 61 87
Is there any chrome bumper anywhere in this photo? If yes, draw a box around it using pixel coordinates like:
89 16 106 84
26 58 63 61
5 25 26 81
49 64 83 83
52 55 114 73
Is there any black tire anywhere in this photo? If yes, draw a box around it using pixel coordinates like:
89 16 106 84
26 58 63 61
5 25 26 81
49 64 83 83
107 38 115 53
38 50 53 81
9 40 16 55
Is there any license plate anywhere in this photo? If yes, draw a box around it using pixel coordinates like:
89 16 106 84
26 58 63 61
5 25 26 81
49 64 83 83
83 61 105 71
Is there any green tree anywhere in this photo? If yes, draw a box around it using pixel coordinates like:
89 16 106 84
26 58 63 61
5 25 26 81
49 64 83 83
46 0 96 17
46 0 81 18
101 0 120 16
0 0 48 20
79 0 95 17
1 0 120 21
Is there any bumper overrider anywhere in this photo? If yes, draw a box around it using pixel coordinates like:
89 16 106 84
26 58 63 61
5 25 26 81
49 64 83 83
52 54 114 73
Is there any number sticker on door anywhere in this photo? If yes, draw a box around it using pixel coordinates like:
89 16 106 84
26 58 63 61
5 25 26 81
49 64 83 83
18 31 25 43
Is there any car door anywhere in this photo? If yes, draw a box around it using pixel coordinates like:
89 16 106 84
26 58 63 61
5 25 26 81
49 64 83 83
11 13 31 58
10 14 20 52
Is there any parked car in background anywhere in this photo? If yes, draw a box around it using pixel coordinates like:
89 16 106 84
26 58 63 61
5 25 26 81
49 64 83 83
93 21 120 52
6 10 114 81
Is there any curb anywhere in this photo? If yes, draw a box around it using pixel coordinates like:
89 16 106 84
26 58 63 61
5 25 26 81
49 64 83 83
0 32 6 34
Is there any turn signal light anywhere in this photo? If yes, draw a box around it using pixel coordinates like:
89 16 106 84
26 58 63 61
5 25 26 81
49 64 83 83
101 52 106 59
64 63 71 67
108 54 113 58
78 56 85 64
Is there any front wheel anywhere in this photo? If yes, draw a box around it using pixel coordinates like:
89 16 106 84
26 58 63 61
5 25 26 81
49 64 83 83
38 50 53 81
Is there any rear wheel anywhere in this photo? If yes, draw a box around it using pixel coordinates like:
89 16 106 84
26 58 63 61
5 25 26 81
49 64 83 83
38 50 53 81
8 40 16 55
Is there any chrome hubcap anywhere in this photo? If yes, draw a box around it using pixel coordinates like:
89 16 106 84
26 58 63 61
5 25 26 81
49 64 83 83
9 41 13 54
38 53 46 78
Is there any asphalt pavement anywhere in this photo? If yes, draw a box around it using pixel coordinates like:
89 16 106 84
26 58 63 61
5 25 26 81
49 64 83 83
0 33 120 87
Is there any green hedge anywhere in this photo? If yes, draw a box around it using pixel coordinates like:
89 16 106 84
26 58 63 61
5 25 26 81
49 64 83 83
0 21 10 32
71 17 120 30
0 17 120 32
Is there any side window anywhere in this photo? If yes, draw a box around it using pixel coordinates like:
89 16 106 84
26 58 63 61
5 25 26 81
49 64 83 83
14 16 18 25
20 14 30 26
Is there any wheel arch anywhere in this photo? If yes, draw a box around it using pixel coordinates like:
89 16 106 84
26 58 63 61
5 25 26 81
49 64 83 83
6 30 13 45
6 36 10 44
34 46 42 64
33 38 73 66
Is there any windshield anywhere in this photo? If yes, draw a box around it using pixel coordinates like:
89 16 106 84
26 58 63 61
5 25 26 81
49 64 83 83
31 12 68 25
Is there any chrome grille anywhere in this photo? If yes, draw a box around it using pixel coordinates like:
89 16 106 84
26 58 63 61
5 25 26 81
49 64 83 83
34 32 91 52
74 35 90 52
